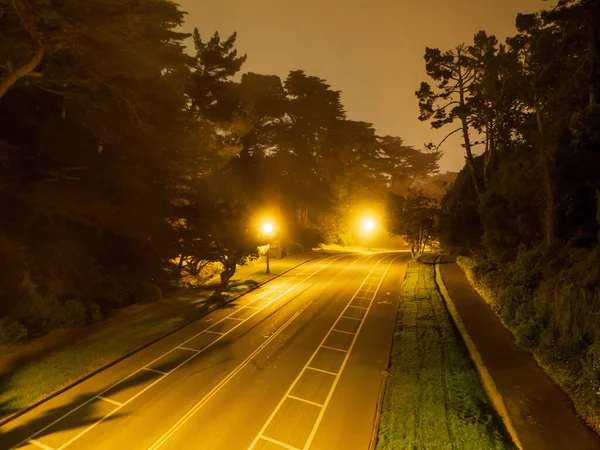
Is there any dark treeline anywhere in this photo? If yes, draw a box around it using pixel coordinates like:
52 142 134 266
418 0 600 432
0 1 438 343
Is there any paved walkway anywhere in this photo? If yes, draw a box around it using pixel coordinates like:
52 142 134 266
439 255 600 450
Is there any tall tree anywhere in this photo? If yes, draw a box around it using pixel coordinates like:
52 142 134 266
416 45 482 196
0 0 192 331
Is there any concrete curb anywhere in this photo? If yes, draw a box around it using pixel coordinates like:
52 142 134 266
434 255 523 450
0 256 316 428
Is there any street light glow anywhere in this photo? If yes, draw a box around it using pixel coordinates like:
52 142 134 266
262 222 274 234
362 218 375 233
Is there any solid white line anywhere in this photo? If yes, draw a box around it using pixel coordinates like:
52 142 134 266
346 305 368 310
96 396 123 407
176 346 199 353
306 367 338 376
354 296 372 300
228 317 245 321
11 254 347 450
244 306 260 310
287 395 324 408
142 367 167 375
259 435 301 450
320 345 347 353
29 440 55 450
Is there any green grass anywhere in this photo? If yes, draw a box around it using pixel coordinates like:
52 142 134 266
456 256 500 313
376 261 513 450
0 254 311 419
0 314 185 416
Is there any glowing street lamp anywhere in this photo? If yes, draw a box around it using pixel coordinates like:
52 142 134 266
262 222 274 235
262 221 275 274
360 217 376 251
362 218 375 233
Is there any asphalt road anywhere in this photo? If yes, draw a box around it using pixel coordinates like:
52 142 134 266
0 251 409 450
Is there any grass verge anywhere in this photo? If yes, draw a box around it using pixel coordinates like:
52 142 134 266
0 254 311 421
376 260 513 450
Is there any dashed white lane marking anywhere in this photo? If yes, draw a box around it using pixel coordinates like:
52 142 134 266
176 346 200 353
13 255 346 450
29 440 55 450
146 255 364 450
147 302 317 450
202 329 225 335
306 367 338 376
97 396 123 407
330 330 355 336
320 345 347 353
340 316 362 321
248 255 399 450
258 435 300 450
143 367 167 375
287 395 324 408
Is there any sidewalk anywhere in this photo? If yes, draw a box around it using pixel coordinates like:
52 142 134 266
438 255 600 450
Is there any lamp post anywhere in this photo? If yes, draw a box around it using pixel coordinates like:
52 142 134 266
362 218 376 251
262 222 274 274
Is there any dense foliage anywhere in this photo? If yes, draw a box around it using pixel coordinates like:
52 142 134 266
0 0 438 343
426 0 600 432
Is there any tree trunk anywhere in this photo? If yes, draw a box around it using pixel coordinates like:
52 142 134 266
535 102 555 245
596 189 600 243
219 262 237 290
457 62 482 198
0 46 44 100
483 122 496 186
175 254 185 277
588 19 598 108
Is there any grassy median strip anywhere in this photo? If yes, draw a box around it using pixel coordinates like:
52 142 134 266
376 260 513 450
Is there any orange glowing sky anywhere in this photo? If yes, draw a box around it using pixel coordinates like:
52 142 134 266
175 0 557 172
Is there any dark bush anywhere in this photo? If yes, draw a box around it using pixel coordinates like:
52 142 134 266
0 317 28 345
285 242 304 255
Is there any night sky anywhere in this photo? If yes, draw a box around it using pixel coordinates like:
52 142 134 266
175 0 557 172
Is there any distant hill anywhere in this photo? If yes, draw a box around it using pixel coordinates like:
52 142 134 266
412 172 458 199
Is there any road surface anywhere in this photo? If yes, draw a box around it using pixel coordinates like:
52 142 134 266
0 252 409 450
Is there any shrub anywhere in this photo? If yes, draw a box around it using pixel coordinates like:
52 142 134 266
87 301 103 322
0 317 28 345
133 281 163 304
62 299 88 327
286 242 304 255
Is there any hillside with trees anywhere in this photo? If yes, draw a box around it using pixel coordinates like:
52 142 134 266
417 0 600 433
0 0 438 344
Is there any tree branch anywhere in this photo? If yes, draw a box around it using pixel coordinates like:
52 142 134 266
433 100 459 112
0 46 44 99
0 0 45 99
432 127 462 151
